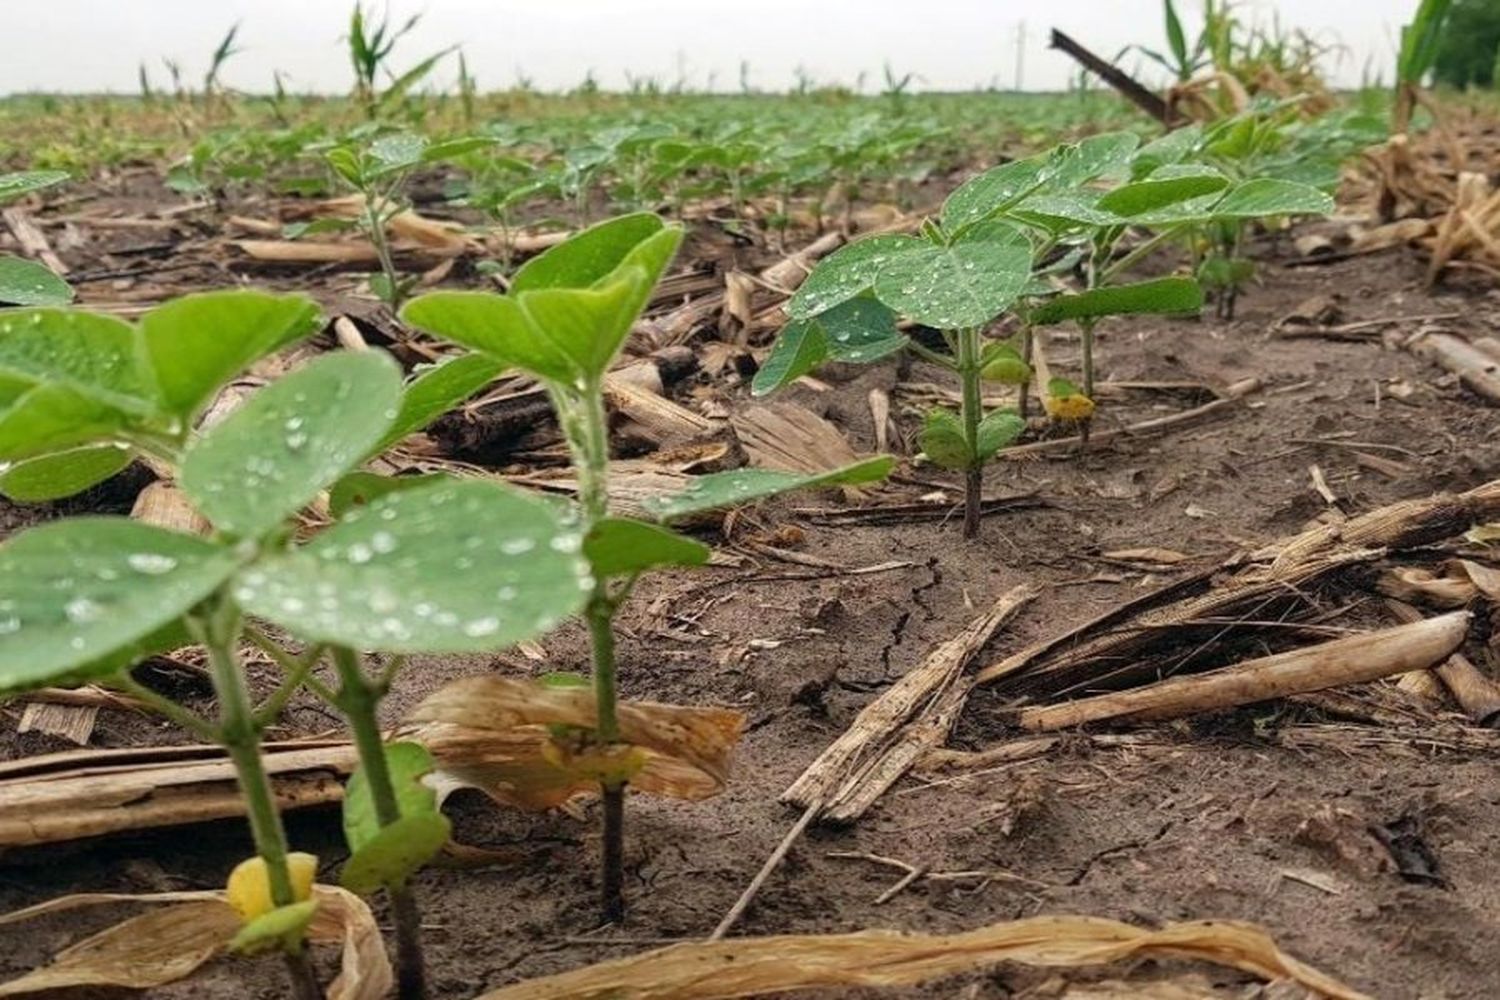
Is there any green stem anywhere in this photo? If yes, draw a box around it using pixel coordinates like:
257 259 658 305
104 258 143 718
956 326 984 539
1017 324 1034 421
195 602 321 1000
365 183 404 309
1101 225 1183 284
114 673 218 742
564 379 629 923
331 647 429 1000
906 339 958 370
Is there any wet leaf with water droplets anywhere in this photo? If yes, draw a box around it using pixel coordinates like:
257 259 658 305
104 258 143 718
873 237 1031 330
139 291 322 422
941 157 1049 233
0 256 73 307
0 308 152 412
785 235 920 320
644 456 894 522
236 478 591 652
0 518 239 692
750 319 827 397
182 351 402 540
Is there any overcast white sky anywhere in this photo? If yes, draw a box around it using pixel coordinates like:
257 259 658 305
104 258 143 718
4 0 1414 96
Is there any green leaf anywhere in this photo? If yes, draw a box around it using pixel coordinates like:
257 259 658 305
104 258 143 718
181 351 402 540
976 408 1025 461
234 478 592 652
980 343 1031 385
423 136 497 162
0 518 240 693
368 133 428 173
942 157 1047 233
1098 169 1229 217
1197 253 1257 289
403 292 576 385
0 170 69 205
511 212 665 292
0 256 72 306
919 409 971 469
751 319 827 397
341 813 451 895
326 147 364 186
873 235 1032 329
1011 192 1121 230
1211 178 1335 218
329 471 445 519
517 271 647 382
0 383 137 462
785 234 920 320
230 901 318 955
344 741 440 853
584 517 709 577
644 456 894 522
1031 277 1203 325
1130 125 1203 177
1044 132 1141 188
140 291 322 421
819 296 906 362
0 308 152 412
1164 0 1189 70
374 353 505 454
0 446 131 502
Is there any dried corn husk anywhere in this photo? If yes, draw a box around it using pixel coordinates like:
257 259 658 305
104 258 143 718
477 914 1367 1000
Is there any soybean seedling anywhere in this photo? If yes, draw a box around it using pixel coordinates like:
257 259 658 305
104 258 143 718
322 132 494 307
0 293 522 997
403 212 891 922
0 170 71 307
756 152 1066 536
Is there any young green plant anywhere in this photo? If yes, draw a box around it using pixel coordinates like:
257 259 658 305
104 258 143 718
402 212 891 922
322 132 494 308
0 292 523 998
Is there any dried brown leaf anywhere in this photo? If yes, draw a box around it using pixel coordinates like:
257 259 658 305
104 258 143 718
406 677 744 811
476 915 1367 1000
0 886 389 999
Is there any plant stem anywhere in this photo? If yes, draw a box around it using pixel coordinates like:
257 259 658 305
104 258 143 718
565 380 629 924
197 602 321 1000
365 186 403 309
956 326 983 540
1017 325 1034 421
332 648 429 1000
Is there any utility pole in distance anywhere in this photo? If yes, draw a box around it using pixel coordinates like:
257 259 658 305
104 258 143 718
1014 20 1026 91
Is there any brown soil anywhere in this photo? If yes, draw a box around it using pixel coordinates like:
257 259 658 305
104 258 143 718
2 182 1499 999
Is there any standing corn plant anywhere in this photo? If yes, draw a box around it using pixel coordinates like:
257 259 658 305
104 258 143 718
403 213 890 922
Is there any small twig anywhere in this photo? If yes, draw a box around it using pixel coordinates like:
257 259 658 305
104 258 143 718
708 802 820 940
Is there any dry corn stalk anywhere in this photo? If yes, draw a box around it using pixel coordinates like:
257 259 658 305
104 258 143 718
476 914 1367 1000
1013 611 1469 731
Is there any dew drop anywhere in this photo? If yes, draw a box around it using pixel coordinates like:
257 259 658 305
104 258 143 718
462 616 500 637
127 553 177 575
64 597 102 623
